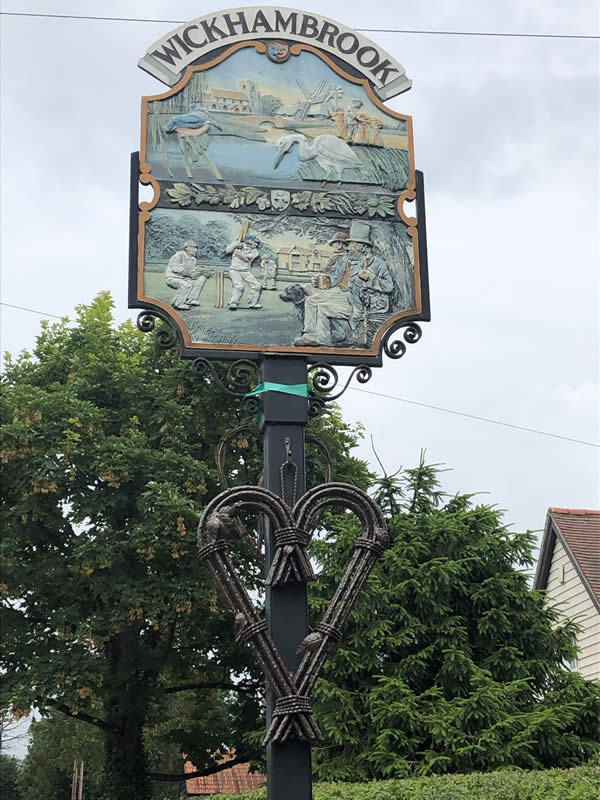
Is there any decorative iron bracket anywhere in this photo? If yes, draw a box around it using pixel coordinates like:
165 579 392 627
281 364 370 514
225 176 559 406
137 310 262 412
307 321 422 415
137 310 178 350
137 314 422 417
190 357 262 415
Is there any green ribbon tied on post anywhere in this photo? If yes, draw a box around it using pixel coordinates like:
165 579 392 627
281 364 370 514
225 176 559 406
245 382 310 398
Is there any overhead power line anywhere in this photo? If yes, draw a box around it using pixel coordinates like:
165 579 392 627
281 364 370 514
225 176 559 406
0 10 597 40
350 387 599 448
360 29 598 40
2 301 598 449
1 302 63 319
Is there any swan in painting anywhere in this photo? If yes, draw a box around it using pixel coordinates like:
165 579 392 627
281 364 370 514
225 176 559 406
273 133 361 184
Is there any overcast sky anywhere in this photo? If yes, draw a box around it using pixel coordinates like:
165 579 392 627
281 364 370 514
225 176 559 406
1 1 599 553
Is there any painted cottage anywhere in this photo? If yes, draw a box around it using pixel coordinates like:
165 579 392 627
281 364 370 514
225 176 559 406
276 244 333 273
533 508 600 681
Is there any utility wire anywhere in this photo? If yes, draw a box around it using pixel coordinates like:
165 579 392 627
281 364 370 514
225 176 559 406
0 10 597 39
1 302 63 319
3 300 597 449
2 13 595 444
350 387 599 448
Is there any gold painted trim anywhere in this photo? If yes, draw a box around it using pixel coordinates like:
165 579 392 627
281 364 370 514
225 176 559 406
137 40 422 360
398 188 417 227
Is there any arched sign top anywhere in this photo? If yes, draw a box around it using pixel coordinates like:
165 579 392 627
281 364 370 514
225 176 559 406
138 6 412 100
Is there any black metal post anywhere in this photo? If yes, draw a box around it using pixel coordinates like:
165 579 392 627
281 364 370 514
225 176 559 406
261 356 312 800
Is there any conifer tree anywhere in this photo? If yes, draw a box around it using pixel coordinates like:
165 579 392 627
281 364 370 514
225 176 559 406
310 458 600 781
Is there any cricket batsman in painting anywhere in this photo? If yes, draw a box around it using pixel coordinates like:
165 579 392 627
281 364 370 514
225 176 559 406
225 221 263 310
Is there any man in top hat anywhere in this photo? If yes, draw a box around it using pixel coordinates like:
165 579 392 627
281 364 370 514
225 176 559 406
294 229 352 347
165 240 213 310
346 221 395 342
294 222 393 347
225 234 262 310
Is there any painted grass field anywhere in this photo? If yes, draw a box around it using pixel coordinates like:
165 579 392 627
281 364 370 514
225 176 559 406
144 270 304 346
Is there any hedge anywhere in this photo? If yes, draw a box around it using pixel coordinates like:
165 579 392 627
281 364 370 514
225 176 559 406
215 766 600 800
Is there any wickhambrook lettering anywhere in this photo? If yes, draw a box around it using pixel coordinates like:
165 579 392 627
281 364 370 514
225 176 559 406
138 6 412 100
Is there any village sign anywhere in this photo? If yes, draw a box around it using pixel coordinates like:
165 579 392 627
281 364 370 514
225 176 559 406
130 9 431 798
130 5 430 365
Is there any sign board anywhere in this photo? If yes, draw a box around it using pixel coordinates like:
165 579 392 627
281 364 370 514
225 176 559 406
130 7 430 364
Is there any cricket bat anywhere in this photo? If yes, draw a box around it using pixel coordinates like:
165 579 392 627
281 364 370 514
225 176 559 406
238 219 250 241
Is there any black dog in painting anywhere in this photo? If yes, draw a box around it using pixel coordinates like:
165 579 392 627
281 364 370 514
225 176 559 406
279 283 348 344
279 283 308 323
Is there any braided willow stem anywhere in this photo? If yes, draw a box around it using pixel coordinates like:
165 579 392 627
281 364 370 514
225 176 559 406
197 483 388 745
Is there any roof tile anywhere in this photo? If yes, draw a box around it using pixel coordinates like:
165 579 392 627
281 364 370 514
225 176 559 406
185 753 266 795
549 509 600 603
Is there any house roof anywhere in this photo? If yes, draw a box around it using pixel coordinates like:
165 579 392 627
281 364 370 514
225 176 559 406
533 508 600 613
210 88 248 101
184 753 265 795
277 245 332 256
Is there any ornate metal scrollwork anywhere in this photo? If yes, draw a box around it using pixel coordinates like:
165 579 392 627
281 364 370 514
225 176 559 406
306 322 423 414
307 363 373 416
136 317 264 412
197 482 388 745
190 358 262 415
136 316 423 413
136 311 178 350
382 321 422 359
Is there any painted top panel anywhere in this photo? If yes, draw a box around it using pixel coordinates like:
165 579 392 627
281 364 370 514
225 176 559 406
142 47 412 193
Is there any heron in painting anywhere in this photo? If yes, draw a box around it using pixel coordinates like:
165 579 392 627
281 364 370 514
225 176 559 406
273 133 361 186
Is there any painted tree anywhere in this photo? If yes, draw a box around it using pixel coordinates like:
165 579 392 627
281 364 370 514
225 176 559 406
0 293 370 799
145 212 231 264
310 458 600 781
261 94 283 116
241 213 414 307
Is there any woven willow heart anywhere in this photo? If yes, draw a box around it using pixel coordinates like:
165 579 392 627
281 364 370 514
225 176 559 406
197 483 388 744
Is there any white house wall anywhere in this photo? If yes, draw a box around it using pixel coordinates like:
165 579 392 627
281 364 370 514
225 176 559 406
545 537 600 681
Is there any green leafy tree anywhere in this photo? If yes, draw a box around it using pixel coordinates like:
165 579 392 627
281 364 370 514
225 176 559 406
17 715 99 800
310 458 600 781
0 753 23 800
0 294 369 799
16 711 184 800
